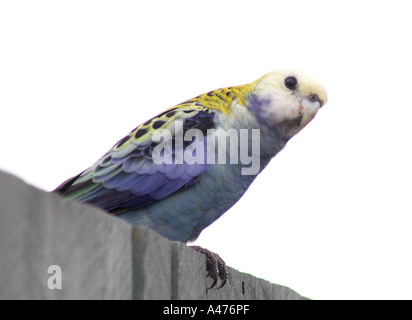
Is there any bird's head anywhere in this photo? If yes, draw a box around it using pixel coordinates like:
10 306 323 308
247 69 327 139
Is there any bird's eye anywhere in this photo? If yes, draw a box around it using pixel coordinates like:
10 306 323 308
284 76 298 90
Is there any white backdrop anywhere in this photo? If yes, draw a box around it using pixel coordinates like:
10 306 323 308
1 1 411 299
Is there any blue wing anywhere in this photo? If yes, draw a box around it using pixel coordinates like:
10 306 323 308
55 106 216 213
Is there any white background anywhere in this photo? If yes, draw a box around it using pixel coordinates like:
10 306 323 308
1 1 411 299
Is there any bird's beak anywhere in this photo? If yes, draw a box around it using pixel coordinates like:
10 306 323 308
300 98 321 128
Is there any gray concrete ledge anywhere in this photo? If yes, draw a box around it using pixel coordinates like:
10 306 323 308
0 170 307 300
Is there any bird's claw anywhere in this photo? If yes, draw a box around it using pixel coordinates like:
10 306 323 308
190 245 228 290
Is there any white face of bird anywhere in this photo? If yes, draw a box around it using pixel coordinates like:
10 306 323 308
249 69 327 139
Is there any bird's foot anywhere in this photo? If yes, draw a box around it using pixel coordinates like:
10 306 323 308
190 245 228 290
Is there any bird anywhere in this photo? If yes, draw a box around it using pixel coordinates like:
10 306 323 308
55 69 327 288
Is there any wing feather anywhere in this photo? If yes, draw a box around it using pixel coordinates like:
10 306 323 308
55 105 215 213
